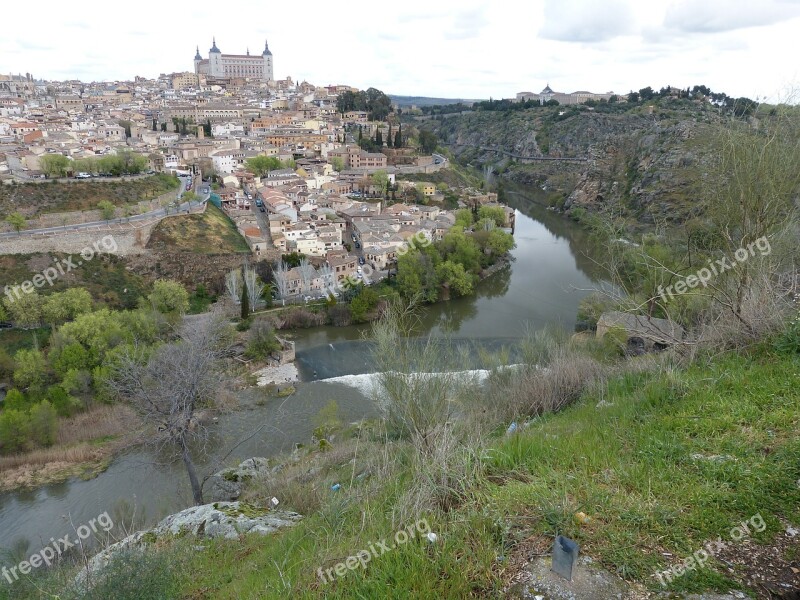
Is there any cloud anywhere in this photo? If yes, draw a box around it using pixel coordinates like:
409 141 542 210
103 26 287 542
539 0 636 42
664 0 800 33
444 7 487 40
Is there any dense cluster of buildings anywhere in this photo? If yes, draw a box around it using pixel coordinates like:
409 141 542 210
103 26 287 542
0 44 515 300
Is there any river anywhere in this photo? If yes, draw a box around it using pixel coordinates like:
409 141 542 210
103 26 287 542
0 186 607 552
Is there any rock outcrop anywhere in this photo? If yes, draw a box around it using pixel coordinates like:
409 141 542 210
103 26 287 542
75 501 300 589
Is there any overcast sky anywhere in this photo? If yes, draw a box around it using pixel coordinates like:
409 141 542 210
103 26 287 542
2 0 799 101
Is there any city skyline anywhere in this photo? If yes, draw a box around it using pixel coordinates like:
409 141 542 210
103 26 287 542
2 0 800 100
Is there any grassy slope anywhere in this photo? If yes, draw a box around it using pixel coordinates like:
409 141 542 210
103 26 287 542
163 347 799 598
146 204 250 254
0 174 179 216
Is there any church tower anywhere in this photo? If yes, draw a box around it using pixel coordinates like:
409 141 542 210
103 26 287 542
193 45 202 74
209 38 223 77
262 39 274 81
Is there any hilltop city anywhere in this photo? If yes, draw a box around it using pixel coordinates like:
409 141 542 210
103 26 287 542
0 37 517 293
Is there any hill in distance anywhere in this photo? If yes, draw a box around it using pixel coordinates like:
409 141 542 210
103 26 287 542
389 94 484 107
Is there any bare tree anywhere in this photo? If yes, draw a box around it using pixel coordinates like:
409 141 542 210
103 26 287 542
272 260 291 299
109 312 234 505
243 263 265 311
318 263 335 295
298 258 316 296
224 268 242 304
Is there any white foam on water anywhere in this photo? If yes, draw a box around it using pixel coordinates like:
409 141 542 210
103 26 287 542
318 366 523 396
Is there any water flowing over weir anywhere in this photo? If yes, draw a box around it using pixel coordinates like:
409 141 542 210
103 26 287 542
0 186 609 550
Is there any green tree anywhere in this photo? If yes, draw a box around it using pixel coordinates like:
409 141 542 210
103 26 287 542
13 348 47 391
455 208 473 229
395 125 402 148
438 228 481 274
182 191 201 209
3 291 43 328
3 389 29 411
486 228 516 256
40 154 70 177
350 287 379 323
396 246 442 302
73 157 98 175
375 129 383 146
330 156 344 172
371 170 389 197
98 200 116 222
478 205 506 227
0 409 30 453
46 385 81 417
118 120 133 138
148 280 189 315
241 278 250 318
29 401 58 446
437 261 475 296
245 155 283 176
5 212 26 234
418 129 438 154
42 288 93 326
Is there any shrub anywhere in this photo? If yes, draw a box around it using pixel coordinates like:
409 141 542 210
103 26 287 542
72 549 182 600
2 388 29 412
46 385 82 417
328 303 352 327
774 311 800 354
29 400 58 446
0 409 30 453
245 319 281 359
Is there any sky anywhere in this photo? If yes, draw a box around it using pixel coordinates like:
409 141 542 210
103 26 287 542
2 0 799 101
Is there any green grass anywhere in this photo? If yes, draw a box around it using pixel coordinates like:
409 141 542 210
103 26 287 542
4 346 797 598
147 204 250 254
171 347 796 598
485 350 800 588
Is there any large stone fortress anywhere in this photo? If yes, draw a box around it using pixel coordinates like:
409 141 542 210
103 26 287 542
194 38 274 81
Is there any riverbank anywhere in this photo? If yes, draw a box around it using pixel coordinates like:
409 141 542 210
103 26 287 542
0 404 138 492
11 341 797 599
118 347 800 597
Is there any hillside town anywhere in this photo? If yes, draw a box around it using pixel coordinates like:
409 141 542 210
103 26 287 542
0 39 514 301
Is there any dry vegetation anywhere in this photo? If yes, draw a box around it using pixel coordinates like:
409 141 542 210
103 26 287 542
0 174 179 217
0 404 139 491
146 204 250 254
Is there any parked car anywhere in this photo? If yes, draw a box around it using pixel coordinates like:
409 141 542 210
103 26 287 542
355 242 361 249
259 206 266 212
358 257 365 265
75 172 91 179
0 321 12 329
255 198 263 207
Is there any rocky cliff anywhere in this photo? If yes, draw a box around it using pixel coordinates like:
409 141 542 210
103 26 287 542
432 99 722 228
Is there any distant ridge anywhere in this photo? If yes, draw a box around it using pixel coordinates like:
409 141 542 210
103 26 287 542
389 95 484 107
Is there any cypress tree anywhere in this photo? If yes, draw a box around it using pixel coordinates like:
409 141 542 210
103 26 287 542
395 125 402 148
376 129 383 146
241 279 250 318
387 125 393 148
